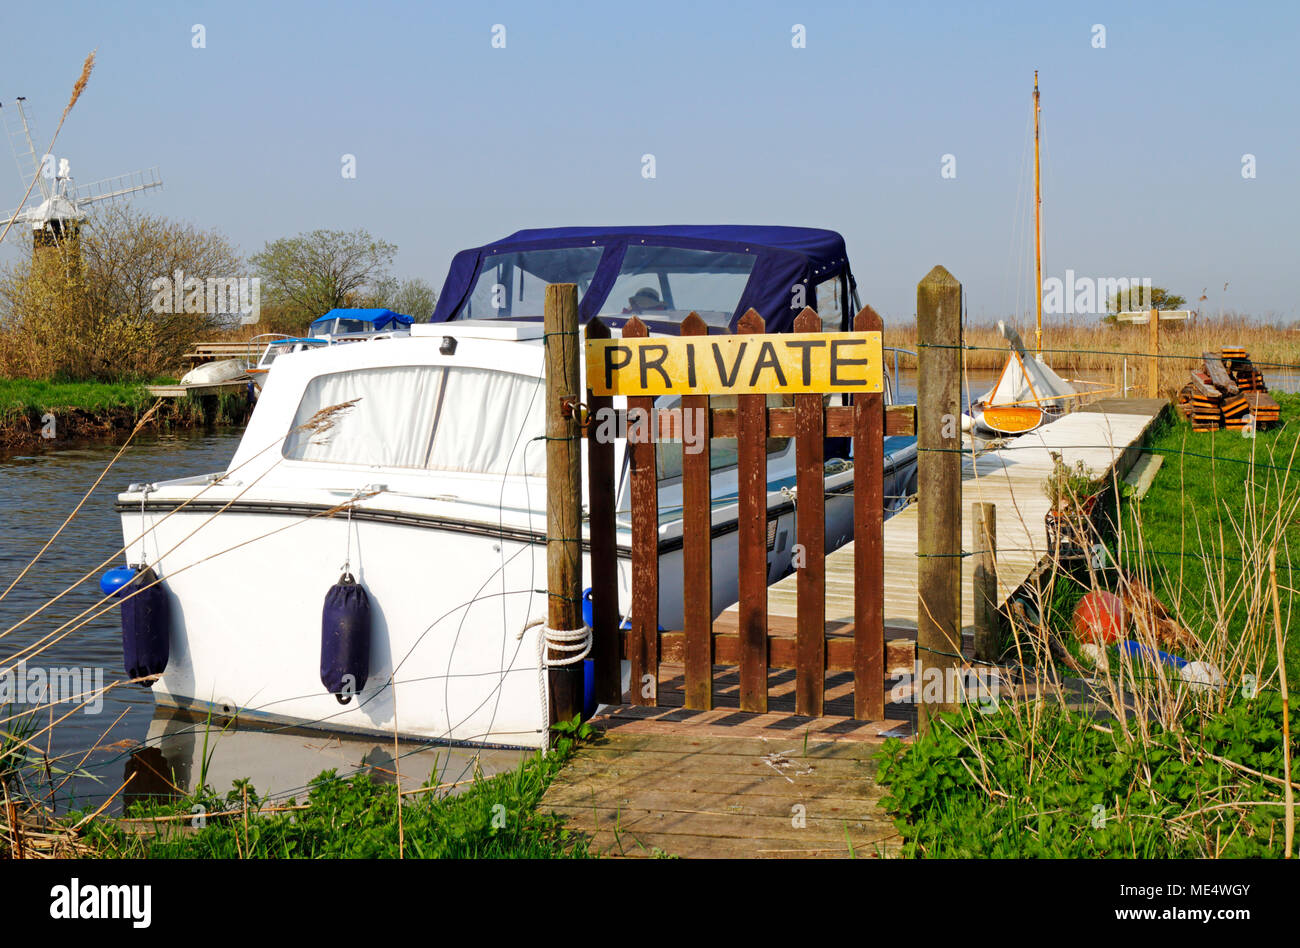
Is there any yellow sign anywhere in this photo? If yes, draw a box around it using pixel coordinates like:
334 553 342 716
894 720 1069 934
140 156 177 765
587 332 883 396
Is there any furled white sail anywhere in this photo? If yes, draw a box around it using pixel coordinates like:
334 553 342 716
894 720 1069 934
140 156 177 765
981 321 1076 408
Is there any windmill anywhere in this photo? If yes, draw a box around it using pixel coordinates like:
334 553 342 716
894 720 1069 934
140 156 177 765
0 96 162 262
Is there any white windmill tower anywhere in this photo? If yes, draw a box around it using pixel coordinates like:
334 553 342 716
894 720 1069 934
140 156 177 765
0 96 162 261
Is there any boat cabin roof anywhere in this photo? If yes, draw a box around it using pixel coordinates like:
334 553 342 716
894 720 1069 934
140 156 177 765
429 225 857 334
309 308 414 335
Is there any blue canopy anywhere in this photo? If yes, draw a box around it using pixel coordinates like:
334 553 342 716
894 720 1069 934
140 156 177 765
428 226 856 333
309 308 414 332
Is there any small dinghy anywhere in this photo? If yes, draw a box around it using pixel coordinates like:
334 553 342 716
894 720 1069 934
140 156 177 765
971 322 1075 436
179 358 248 386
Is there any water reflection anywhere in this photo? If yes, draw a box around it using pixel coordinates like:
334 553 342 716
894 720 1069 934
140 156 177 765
120 708 528 812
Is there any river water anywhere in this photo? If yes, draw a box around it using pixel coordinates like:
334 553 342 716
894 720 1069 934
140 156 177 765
0 429 521 814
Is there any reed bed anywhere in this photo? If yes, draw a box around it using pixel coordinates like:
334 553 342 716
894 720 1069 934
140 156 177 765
885 316 1300 398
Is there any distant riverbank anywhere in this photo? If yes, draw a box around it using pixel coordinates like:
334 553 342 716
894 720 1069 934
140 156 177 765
0 378 253 449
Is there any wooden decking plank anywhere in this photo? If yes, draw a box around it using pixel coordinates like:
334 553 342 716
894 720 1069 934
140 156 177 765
581 830 898 859
544 789 890 820
548 770 885 800
555 751 882 779
573 731 885 758
545 804 896 844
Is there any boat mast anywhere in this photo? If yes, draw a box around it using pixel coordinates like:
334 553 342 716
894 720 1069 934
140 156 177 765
1033 71 1043 357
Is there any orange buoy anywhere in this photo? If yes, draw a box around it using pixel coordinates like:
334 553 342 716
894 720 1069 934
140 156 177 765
1073 590 1125 644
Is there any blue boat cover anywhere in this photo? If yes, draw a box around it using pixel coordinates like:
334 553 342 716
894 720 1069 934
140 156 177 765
310 308 414 332
428 226 855 333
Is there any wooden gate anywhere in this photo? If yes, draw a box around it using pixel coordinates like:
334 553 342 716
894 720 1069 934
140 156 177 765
583 305 893 721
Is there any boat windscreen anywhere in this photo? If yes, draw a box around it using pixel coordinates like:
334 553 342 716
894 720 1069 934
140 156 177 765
454 246 605 320
597 246 756 329
321 318 375 334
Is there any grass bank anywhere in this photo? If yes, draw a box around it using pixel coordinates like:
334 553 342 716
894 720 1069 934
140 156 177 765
1125 393 1300 672
877 394 1299 858
0 378 252 448
6 720 594 859
877 697 1296 857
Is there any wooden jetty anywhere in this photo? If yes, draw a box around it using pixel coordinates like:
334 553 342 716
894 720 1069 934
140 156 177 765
715 397 1166 665
541 270 1169 858
145 379 250 398
546 400 1165 857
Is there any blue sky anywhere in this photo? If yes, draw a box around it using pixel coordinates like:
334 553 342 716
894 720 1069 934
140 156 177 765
1 0 1296 324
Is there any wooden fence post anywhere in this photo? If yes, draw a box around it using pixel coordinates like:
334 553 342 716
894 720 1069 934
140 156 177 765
584 318 621 705
544 283 584 727
735 309 769 713
793 307 826 717
916 266 963 735
623 316 659 705
1148 307 1160 398
972 502 998 663
853 305 885 721
680 313 714 709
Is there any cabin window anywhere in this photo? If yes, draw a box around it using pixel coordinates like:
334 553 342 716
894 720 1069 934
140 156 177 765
599 246 756 329
282 365 544 475
455 247 604 320
815 277 844 333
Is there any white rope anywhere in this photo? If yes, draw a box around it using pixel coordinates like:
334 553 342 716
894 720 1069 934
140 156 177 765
541 624 592 667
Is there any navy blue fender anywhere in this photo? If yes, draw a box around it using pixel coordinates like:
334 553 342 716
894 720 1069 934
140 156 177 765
120 565 169 684
321 572 371 704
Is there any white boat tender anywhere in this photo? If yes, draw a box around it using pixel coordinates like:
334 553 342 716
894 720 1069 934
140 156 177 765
178 358 249 387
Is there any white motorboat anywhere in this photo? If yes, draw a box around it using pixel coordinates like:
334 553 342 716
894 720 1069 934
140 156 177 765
112 226 918 748
247 335 330 379
307 308 413 343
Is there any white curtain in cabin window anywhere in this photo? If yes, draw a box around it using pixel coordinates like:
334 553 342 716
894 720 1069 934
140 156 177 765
283 365 445 468
426 367 545 476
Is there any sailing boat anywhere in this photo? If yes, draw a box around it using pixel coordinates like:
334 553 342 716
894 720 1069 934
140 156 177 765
972 72 1077 436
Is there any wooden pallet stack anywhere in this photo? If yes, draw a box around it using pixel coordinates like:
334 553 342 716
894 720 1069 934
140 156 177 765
1223 347 1267 391
1175 349 1279 432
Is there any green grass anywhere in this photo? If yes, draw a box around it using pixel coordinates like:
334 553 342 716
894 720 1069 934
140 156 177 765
876 697 1297 858
76 720 594 859
0 378 160 420
1123 392 1300 674
0 376 251 432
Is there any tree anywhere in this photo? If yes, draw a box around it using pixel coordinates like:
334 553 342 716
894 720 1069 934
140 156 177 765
251 229 397 327
1104 285 1186 324
0 206 242 380
362 276 438 322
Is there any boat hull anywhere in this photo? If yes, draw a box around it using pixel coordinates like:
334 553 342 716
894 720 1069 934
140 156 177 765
115 453 915 749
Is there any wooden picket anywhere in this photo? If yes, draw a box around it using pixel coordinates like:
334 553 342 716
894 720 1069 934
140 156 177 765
582 306 888 720
735 309 769 713
622 317 659 706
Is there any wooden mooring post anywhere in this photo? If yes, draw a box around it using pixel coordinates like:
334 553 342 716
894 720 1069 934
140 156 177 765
972 502 998 663
544 283 584 727
584 319 622 706
1148 306 1160 399
916 266 963 734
